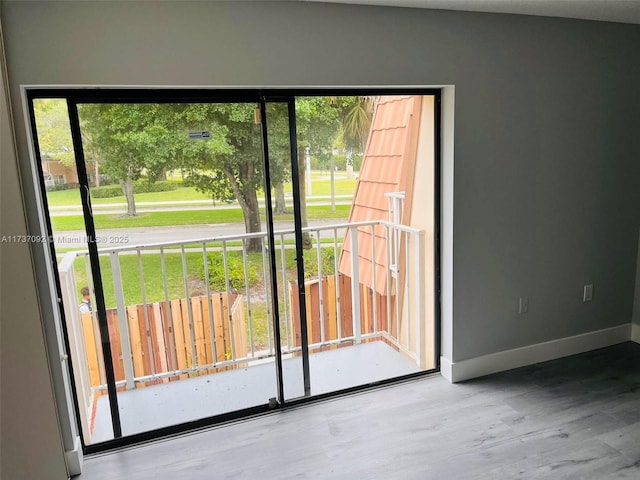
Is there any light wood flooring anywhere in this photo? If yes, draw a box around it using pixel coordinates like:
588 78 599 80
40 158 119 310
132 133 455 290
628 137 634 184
78 341 640 479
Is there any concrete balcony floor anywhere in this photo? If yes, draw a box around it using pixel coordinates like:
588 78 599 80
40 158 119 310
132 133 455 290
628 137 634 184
91 340 421 443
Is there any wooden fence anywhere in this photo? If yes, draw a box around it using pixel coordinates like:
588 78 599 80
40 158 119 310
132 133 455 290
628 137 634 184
81 293 247 392
288 273 395 349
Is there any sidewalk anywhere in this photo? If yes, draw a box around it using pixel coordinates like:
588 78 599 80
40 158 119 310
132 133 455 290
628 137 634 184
49 195 354 216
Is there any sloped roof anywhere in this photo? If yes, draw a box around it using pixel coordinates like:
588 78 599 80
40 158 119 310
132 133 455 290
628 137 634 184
339 95 423 294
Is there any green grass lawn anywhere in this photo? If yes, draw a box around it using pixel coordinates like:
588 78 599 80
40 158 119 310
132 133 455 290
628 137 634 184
46 174 358 207
73 251 206 309
72 247 337 308
52 204 352 231
71 246 337 349
283 174 358 196
74 250 281 308
46 186 212 206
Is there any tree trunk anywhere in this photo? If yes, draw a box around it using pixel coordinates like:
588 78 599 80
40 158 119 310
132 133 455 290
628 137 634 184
241 184 263 253
94 161 100 187
298 147 312 249
119 176 136 216
221 168 263 253
274 182 286 215
330 155 335 213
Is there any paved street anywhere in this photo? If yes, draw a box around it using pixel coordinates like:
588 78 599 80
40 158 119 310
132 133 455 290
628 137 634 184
53 218 350 250
51 193 356 250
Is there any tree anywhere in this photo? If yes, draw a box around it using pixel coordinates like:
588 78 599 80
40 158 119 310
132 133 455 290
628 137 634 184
337 96 375 155
264 103 293 215
295 98 341 248
176 103 266 252
33 99 76 166
79 104 179 216
334 96 375 177
34 99 107 187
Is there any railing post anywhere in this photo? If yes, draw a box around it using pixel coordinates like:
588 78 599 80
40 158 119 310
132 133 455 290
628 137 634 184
385 223 392 338
261 240 273 355
279 234 291 352
160 248 178 372
84 254 105 384
371 224 378 334
110 252 135 390
203 243 218 362
58 252 93 442
404 231 410 349
350 225 361 344
222 241 236 362
333 227 342 342
415 231 426 368
241 239 253 358
316 230 325 345
137 250 156 376
181 245 198 368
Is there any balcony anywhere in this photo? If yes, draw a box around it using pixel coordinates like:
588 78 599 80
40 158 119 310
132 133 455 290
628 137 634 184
58 220 432 444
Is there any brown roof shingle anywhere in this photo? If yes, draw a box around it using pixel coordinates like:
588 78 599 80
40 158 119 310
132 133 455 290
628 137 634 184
339 95 423 294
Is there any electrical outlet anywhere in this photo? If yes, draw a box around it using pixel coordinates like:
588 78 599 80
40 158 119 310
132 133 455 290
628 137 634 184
583 284 593 302
519 297 529 314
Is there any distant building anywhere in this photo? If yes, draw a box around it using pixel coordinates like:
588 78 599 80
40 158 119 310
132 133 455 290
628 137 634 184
41 155 101 189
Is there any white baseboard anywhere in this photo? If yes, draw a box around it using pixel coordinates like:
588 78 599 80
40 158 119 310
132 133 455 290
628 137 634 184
441 324 631 383
632 323 640 344
440 356 454 382
65 436 83 477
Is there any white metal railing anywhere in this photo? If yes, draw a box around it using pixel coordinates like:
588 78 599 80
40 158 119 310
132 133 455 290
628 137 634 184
58 220 427 398
385 191 405 277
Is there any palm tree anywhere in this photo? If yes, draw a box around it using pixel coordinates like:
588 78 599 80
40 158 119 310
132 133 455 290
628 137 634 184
335 96 376 177
340 96 375 155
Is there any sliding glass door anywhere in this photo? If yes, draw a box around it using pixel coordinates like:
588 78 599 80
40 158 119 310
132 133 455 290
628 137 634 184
28 89 439 451
37 96 300 443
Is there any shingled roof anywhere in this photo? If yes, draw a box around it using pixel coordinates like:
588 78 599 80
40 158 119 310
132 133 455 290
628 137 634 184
339 95 423 294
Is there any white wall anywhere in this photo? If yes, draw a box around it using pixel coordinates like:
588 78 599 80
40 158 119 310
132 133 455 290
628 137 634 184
1 0 639 469
0 17 68 480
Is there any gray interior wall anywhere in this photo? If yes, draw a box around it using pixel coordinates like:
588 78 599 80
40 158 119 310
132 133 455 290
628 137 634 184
0 16 68 480
1 1 639 375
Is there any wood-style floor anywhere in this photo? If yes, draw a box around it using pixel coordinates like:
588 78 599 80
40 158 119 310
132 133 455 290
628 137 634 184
78 342 640 479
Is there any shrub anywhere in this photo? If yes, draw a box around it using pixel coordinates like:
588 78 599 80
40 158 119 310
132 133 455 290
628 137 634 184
352 153 363 172
45 182 80 192
332 154 347 171
304 247 336 277
285 247 336 277
201 251 259 292
133 180 178 194
332 153 363 171
89 180 178 198
181 175 198 187
91 185 123 198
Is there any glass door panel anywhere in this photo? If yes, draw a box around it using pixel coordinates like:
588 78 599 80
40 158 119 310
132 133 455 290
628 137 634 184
31 98 117 445
294 95 437 396
73 101 279 440
264 100 308 401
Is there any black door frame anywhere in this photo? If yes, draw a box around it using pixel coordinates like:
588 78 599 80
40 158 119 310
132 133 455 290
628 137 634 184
26 87 441 455
63 92 301 443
